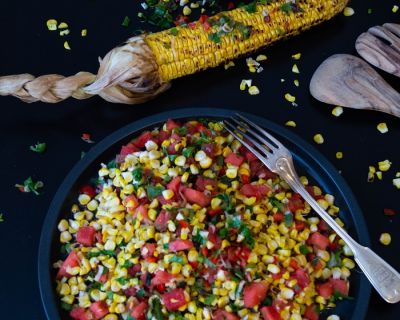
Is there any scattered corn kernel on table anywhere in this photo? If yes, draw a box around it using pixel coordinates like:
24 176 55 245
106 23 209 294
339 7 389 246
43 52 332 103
0 0 399 319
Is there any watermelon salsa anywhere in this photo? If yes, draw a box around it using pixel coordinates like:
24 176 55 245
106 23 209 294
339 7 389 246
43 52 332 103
55 119 353 320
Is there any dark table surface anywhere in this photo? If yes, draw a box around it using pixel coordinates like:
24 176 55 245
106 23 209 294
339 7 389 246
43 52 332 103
0 0 399 319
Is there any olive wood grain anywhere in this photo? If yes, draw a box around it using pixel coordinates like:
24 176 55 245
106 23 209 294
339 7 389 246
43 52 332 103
309 54 400 118
356 23 400 78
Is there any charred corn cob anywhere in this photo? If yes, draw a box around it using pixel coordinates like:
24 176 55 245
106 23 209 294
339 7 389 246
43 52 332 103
0 0 348 104
146 0 349 81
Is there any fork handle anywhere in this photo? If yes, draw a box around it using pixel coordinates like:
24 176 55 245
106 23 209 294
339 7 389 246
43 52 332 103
276 157 400 303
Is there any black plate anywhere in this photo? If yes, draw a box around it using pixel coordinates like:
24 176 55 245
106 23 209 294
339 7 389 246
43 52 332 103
38 108 371 320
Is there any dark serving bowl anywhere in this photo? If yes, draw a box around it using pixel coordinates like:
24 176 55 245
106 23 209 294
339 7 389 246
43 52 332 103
38 108 371 320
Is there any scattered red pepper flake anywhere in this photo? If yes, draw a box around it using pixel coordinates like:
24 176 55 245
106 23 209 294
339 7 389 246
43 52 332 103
383 208 396 216
81 133 95 143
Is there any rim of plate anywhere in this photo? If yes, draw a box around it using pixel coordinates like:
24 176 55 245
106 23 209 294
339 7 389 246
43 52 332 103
38 107 371 320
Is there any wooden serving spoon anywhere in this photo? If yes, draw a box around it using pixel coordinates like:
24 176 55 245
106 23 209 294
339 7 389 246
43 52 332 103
309 54 400 118
356 23 400 78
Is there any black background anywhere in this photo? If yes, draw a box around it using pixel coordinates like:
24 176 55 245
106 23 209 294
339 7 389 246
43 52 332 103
0 0 399 319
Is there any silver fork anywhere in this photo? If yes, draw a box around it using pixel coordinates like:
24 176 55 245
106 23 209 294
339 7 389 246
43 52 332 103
223 114 400 304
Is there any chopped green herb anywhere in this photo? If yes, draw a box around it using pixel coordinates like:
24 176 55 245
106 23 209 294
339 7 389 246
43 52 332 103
183 146 195 158
270 198 284 212
122 16 131 27
121 260 133 268
174 126 188 136
204 294 217 306
0 213 4 223
60 302 73 311
328 250 342 268
150 297 164 320
299 244 310 255
116 277 129 285
170 27 179 36
208 32 221 43
132 167 143 182
146 184 165 200
170 255 184 264
87 250 116 259
137 288 146 298
284 212 293 227
262 296 272 306
61 243 72 255
106 291 114 300
30 142 46 154
107 159 117 169
80 151 86 159
15 177 44 195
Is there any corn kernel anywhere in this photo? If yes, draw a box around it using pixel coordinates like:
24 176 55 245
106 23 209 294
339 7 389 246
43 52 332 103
46 19 58 30
378 160 391 172
163 189 175 200
343 7 355 16
380 233 391 245
267 264 280 274
200 157 212 169
285 93 296 103
292 64 300 74
60 231 72 243
78 194 91 205
81 29 87 37
64 41 71 50
183 5 192 15
292 53 301 60
58 219 69 232
285 120 296 127
377 122 388 133
332 106 344 117
393 5 399 13
393 178 400 189
313 134 324 144
248 85 260 95
226 167 238 179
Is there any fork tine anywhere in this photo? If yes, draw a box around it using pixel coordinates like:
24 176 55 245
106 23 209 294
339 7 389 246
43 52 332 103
223 120 272 169
230 117 277 152
235 113 284 149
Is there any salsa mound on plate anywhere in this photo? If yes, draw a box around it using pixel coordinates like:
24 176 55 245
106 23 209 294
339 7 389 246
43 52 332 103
55 119 354 320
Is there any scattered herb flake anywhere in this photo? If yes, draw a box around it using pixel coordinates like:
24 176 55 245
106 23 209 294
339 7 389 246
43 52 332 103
122 16 131 27
15 177 44 195
0 213 4 222
30 142 46 154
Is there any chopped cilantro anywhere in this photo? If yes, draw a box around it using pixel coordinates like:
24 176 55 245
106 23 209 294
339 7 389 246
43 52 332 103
328 250 342 268
284 212 293 227
203 294 217 306
107 159 117 169
30 142 46 154
146 184 164 200
87 250 116 259
270 198 284 212
183 146 195 158
106 291 114 300
137 288 146 298
299 244 310 255
170 255 184 264
121 260 133 269
15 177 44 195
132 167 143 182
262 296 272 306
116 277 129 285
170 27 179 36
61 243 72 255
122 16 131 27
60 302 72 311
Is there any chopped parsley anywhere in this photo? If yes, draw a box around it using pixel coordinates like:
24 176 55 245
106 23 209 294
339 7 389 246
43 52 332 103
87 250 116 259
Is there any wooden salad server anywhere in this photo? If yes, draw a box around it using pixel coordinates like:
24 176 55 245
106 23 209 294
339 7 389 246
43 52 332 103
356 23 400 78
309 54 400 118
